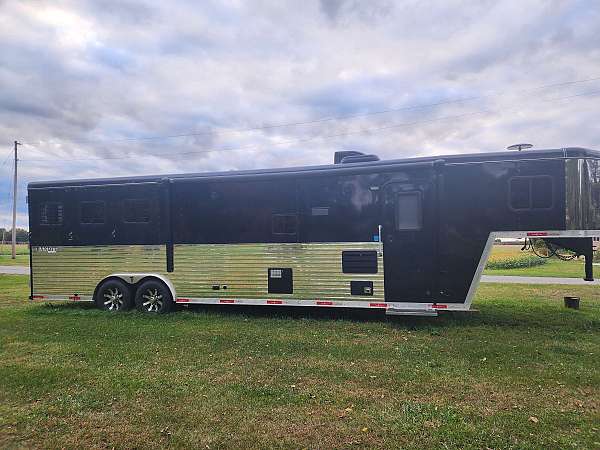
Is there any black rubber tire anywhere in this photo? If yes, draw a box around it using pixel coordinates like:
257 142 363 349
95 279 133 312
135 279 174 314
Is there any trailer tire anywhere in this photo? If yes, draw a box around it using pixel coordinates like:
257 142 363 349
95 279 133 312
135 279 174 314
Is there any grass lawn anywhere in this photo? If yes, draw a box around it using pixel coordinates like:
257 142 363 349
484 245 588 278
0 244 29 267
0 275 599 449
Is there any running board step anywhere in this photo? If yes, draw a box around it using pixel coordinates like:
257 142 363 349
385 308 438 317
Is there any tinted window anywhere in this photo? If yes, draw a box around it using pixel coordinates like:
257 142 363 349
80 201 105 224
509 178 530 209
509 176 553 210
40 202 63 225
123 199 151 223
272 214 297 235
395 192 422 230
531 177 553 209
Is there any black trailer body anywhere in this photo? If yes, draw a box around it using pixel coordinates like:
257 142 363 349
27 147 600 315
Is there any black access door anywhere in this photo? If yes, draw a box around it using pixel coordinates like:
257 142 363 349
382 179 437 302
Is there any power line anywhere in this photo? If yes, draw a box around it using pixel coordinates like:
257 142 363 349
0 148 13 167
21 75 600 146
21 88 600 164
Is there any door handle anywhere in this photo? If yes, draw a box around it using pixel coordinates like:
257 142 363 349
378 225 383 256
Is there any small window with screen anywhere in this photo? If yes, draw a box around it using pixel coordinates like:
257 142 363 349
40 202 63 226
395 192 422 231
80 201 105 224
509 176 553 210
123 199 151 223
272 214 298 235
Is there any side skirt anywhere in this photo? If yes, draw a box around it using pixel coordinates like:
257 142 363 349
31 294 94 302
28 294 468 316
174 297 469 316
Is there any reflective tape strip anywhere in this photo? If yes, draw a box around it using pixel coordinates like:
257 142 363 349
267 300 283 304
316 301 333 306
69 295 81 301
431 304 448 309
369 303 388 308
176 298 190 303
32 295 46 299
219 299 235 304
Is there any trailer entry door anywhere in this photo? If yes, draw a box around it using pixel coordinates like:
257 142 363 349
382 181 436 302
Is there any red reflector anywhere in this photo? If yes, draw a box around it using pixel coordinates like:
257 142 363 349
527 232 548 236
267 300 283 304
69 295 81 301
32 295 46 299
369 303 387 308
219 299 235 304
316 301 333 306
176 298 190 303
431 304 447 309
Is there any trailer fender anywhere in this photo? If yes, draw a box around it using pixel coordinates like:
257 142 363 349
96 273 176 302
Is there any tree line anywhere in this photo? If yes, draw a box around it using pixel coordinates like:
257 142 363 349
0 228 29 243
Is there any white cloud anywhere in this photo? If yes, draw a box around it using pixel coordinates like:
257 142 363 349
0 0 599 228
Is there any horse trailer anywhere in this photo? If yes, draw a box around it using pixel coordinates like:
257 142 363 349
27 147 600 316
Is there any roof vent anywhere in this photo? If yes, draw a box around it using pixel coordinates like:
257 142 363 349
334 150 380 164
334 150 364 164
507 143 533 151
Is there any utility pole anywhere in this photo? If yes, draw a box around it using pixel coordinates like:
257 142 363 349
11 140 21 259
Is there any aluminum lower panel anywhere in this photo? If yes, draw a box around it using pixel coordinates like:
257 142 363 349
31 242 384 303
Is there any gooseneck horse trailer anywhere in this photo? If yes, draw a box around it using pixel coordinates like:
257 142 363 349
27 148 600 316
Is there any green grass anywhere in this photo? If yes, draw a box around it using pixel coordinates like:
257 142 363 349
484 245 588 278
0 254 28 266
485 258 588 277
0 275 599 448
0 244 29 266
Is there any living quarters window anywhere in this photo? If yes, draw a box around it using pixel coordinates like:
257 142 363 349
509 176 553 210
40 202 63 225
123 199 151 223
80 201 105 224
395 192 422 231
272 214 298 235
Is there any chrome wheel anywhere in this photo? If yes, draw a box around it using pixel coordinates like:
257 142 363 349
103 287 124 311
135 280 173 314
141 288 163 312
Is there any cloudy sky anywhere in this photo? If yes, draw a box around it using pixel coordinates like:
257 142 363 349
1 0 599 228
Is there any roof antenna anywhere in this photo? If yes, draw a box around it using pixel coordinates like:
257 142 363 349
507 143 533 152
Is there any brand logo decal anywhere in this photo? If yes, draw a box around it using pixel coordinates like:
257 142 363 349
34 246 58 253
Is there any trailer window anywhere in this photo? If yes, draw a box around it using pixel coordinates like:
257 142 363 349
395 192 422 231
80 201 105 224
531 177 553 209
123 199 151 223
40 202 63 225
272 214 298 235
509 176 553 210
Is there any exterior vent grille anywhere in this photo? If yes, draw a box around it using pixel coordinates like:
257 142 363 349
342 251 378 273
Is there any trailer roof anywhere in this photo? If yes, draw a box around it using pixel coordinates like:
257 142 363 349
28 147 600 188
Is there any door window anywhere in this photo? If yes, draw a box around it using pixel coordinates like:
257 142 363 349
395 192 422 231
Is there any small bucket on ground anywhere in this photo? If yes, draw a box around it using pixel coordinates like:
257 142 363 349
564 296 580 309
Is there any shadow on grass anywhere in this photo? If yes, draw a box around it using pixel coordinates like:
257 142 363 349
28 300 599 333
